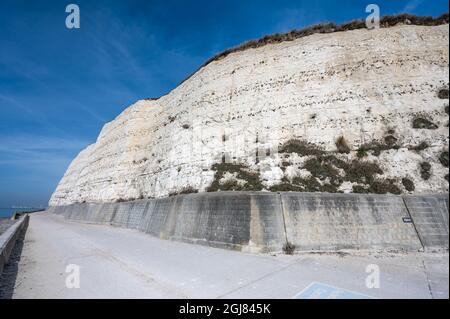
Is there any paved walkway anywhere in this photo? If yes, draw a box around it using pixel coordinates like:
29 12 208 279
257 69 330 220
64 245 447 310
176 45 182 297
3 212 448 299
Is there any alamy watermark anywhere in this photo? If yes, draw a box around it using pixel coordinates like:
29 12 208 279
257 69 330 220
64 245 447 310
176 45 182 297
65 264 81 289
366 4 380 29
365 264 380 289
62 4 380 35
65 4 80 29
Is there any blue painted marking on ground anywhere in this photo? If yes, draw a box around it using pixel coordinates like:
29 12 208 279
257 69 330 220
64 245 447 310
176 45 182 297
294 282 375 299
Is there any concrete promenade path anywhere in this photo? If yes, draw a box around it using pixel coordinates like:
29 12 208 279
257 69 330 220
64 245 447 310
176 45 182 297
3 212 448 299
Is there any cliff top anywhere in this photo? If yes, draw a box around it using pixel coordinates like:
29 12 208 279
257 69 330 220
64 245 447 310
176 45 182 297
141 13 448 101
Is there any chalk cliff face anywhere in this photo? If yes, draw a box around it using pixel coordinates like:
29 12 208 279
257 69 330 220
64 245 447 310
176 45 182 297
50 24 449 206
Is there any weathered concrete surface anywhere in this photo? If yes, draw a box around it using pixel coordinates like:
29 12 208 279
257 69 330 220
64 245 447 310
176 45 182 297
0 219 16 236
281 193 423 251
50 192 450 253
158 192 286 252
404 194 449 251
0 215 28 274
6 212 448 299
53 193 286 253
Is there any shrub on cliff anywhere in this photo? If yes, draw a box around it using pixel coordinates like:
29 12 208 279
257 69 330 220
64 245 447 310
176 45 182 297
345 160 383 185
352 185 369 194
409 141 429 152
413 117 438 130
360 135 400 156
420 162 432 180
207 163 263 192
169 187 199 197
402 178 415 192
384 135 398 147
438 88 449 100
279 139 325 156
369 179 402 195
269 183 303 192
304 158 340 180
439 151 449 167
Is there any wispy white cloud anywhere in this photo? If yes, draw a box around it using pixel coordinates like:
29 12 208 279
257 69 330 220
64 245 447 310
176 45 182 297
84 10 153 82
274 8 309 33
0 134 87 152
0 134 87 206
0 93 35 115
0 134 87 166
402 0 425 12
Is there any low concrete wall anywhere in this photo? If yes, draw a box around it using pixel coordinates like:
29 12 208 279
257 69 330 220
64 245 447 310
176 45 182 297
0 214 29 274
49 192 449 253
52 193 286 252
404 194 449 251
281 193 422 251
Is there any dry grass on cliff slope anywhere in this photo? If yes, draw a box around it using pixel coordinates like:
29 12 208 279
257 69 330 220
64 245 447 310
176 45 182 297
209 14 449 61
142 13 449 101
170 13 449 90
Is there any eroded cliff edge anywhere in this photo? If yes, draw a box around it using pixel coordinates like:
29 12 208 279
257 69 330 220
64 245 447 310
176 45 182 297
50 22 449 206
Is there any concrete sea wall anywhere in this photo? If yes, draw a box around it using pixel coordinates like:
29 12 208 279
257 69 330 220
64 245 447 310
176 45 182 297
281 193 422 251
49 192 449 253
0 215 29 274
403 194 449 251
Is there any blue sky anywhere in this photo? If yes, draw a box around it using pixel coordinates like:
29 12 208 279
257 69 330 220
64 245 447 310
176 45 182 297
0 0 448 207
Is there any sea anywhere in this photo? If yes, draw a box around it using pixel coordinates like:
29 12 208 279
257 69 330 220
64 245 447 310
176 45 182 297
0 208 44 219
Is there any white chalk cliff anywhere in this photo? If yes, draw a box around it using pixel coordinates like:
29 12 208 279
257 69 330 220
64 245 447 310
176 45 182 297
50 22 449 206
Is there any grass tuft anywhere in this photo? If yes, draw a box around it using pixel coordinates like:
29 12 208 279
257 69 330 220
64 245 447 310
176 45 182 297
282 242 296 255
335 136 351 154
357 147 369 158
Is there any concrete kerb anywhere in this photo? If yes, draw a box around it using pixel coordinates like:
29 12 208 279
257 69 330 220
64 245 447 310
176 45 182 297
0 214 29 274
